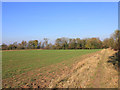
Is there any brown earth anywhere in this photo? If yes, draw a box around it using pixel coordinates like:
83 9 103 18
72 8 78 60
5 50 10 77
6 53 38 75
2 49 118 88
48 49 118 88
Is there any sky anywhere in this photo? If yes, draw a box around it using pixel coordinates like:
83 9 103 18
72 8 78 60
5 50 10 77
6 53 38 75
2 2 118 44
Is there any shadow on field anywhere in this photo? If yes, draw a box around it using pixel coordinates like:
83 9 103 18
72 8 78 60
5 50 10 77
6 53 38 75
107 50 120 88
107 51 120 70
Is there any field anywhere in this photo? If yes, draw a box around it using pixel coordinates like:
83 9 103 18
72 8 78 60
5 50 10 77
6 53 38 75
2 49 100 88
2 49 118 88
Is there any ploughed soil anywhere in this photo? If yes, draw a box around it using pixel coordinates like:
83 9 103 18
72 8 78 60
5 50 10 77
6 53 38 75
2 49 118 88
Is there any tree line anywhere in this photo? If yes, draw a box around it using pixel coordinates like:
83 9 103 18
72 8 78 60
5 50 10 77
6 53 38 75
1 30 120 51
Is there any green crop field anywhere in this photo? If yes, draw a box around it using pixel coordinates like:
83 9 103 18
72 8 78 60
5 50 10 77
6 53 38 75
2 49 101 79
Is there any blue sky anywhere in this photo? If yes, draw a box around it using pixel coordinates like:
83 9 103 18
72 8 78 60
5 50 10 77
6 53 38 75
2 2 118 44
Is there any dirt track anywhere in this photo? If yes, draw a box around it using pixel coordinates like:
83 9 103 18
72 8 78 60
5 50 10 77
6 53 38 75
49 49 118 88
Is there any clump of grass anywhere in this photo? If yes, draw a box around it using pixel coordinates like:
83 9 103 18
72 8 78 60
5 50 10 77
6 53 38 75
31 78 36 82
